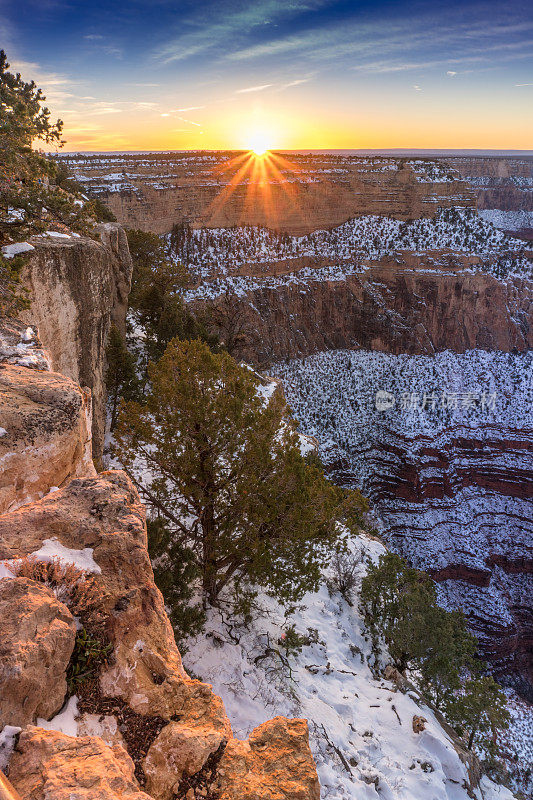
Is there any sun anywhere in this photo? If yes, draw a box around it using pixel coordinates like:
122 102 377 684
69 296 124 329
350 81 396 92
247 133 270 157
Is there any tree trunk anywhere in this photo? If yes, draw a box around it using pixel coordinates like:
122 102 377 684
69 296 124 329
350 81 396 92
201 503 218 607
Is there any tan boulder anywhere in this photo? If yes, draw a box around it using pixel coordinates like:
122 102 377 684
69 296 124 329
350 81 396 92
144 721 228 800
8 727 152 800
0 472 319 797
215 717 320 800
0 363 95 514
0 578 76 728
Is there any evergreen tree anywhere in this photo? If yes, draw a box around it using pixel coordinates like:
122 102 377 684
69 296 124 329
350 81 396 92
115 338 364 609
360 551 510 758
105 324 140 431
0 50 93 244
418 606 476 710
147 517 205 644
126 228 217 364
446 676 510 753
360 552 439 673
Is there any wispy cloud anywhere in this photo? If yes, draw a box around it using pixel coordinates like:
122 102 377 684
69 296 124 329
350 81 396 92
446 70 457 76
83 33 123 59
235 83 273 93
515 82 533 86
413 84 422 91
177 115 202 126
153 0 332 64
280 77 311 89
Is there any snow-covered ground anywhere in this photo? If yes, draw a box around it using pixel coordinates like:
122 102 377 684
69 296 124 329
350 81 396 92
479 209 533 232
184 534 515 800
269 349 532 614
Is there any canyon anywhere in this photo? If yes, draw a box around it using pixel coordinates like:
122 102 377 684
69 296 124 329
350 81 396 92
0 248 320 800
2 150 530 799
0 222 516 800
60 150 532 699
57 151 476 235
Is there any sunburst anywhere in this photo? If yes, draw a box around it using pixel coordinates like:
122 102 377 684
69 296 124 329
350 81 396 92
204 147 305 228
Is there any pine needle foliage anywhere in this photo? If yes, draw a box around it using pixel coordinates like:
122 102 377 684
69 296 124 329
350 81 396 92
360 551 510 757
0 49 94 245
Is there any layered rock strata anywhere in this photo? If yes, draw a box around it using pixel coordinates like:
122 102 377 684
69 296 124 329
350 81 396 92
188 256 532 364
55 152 475 235
270 348 533 698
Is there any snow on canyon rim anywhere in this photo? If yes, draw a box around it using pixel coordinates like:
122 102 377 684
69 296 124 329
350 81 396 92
183 534 517 800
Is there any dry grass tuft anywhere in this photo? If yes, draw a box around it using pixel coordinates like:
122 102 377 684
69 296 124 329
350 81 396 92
12 556 103 620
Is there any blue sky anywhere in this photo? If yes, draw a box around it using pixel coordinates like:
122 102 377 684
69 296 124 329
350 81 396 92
1 0 532 149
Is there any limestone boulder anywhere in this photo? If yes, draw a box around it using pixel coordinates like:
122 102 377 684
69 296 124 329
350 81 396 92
215 717 320 800
0 578 76 728
9 727 152 800
0 363 95 513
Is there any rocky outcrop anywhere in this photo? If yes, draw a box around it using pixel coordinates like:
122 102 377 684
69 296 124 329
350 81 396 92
0 468 319 798
0 579 76 729
0 360 94 514
19 224 132 461
190 257 532 364
9 727 152 800
0 331 319 798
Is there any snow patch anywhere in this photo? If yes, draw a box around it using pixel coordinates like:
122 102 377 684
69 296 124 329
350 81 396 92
37 695 79 737
0 726 21 770
1 242 35 259
30 538 101 574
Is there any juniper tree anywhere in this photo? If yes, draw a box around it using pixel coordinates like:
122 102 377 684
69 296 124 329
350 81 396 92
360 552 438 673
446 675 510 754
115 338 364 609
360 551 510 757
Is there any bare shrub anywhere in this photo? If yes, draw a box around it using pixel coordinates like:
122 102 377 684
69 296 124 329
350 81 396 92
329 548 362 605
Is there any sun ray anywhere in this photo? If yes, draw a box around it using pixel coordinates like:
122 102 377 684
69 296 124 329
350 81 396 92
202 146 308 230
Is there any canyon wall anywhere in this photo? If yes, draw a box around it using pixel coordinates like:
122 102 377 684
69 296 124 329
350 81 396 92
188 256 532 364
446 156 533 239
270 349 533 699
178 209 532 699
19 223 132 462
57 152 475 235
